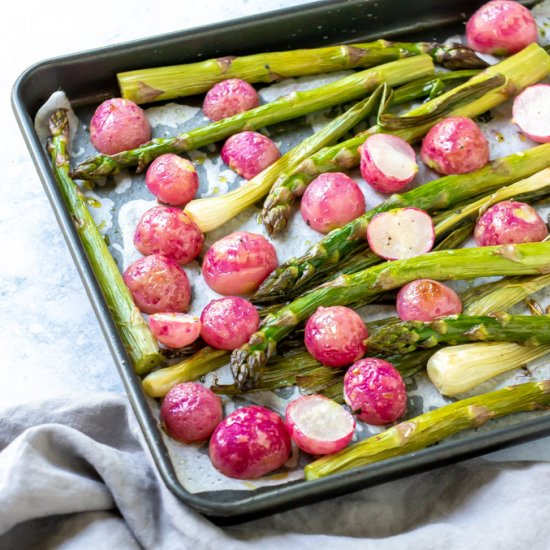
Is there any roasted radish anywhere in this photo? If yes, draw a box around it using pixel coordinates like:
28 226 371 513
89 98 151 155
304 306 368 367
420 117 489 175
145 153 199 206
300 172 366 233
285 395 355 455
200 297 260 350
359 134 418 193
474 200 549 246
134 205 204 265
221 131 281 179
343 358 407 425
466 0 538 55
123 254 191 314
202 231 278 295
149 313 201 349
396 279 462 322
209 405 291 479
160 382 223 443
512 84 550 144
366 207 435 261
203 78 260 122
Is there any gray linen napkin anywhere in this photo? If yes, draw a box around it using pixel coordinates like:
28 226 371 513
1 393 550 550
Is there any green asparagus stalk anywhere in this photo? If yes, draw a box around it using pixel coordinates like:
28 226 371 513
118 41 486 104
233 242 550 390
47 109 163 374
366 313 550 355
184 86 384 232
305 379 550 480
261 70 480 233
255 43 550 288
72 55 434 180
462 273 550 315
427 342 550 396
142 347 228 397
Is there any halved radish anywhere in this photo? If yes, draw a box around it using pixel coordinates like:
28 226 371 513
366 207 435 260
286 395 355 455
359 134 418 193
149 313 201 349
512 84 550 144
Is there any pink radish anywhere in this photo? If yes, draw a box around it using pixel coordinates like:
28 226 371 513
123 254 191 314
466 0 538 55
202 231 278 295
512 84 550 144
396 279 462 322
203 78 259 122
145 154 199 206
300 172 366 233
285 395 355 455
200 297 260 350
474 200 549 247
421 117 489 175
359 134 418 193
160 382 223 443
209 405 291 479
89 98 151 155
221 131 281 179
366 207 435 261
344 358 407 425
304 306 368 367
149 313 201 349
134 206 204 265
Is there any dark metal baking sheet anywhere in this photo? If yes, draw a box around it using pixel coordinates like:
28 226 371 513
12 0 548 523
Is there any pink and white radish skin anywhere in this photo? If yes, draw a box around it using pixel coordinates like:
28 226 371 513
89 98 151 155
209 405 291 479
367 207 435 261
300 172 366 233
512 84 550 144
359 134 418 193
160 382 223 443
466 0 538 55
149 313 201 349
221 131 281 179
123 254 191 314
145 154 199 206
286 395 355 455
134 206 204 265
474 200 549 247
200 297 260 350
304 306 368 368
203 78 260 122
202 231 278 295
420 117 489 175
344 358 407 425
396 279 463 322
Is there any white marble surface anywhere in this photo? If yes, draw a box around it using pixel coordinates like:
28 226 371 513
1 0 549 492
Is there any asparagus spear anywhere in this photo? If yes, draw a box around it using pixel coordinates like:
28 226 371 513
367 313 550 354
255 43 550 290
118 41 486 104
72 55 434 180
261 70 480 233
47 109 163 374
304 379 550 480
184 86 384 232
233 242 550 390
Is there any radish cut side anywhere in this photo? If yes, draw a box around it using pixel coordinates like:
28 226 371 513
512 84 550 144
286 395 355 455
368 134 417 181
367 208 435 260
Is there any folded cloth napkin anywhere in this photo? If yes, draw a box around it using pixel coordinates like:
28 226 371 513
1 393 550 550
